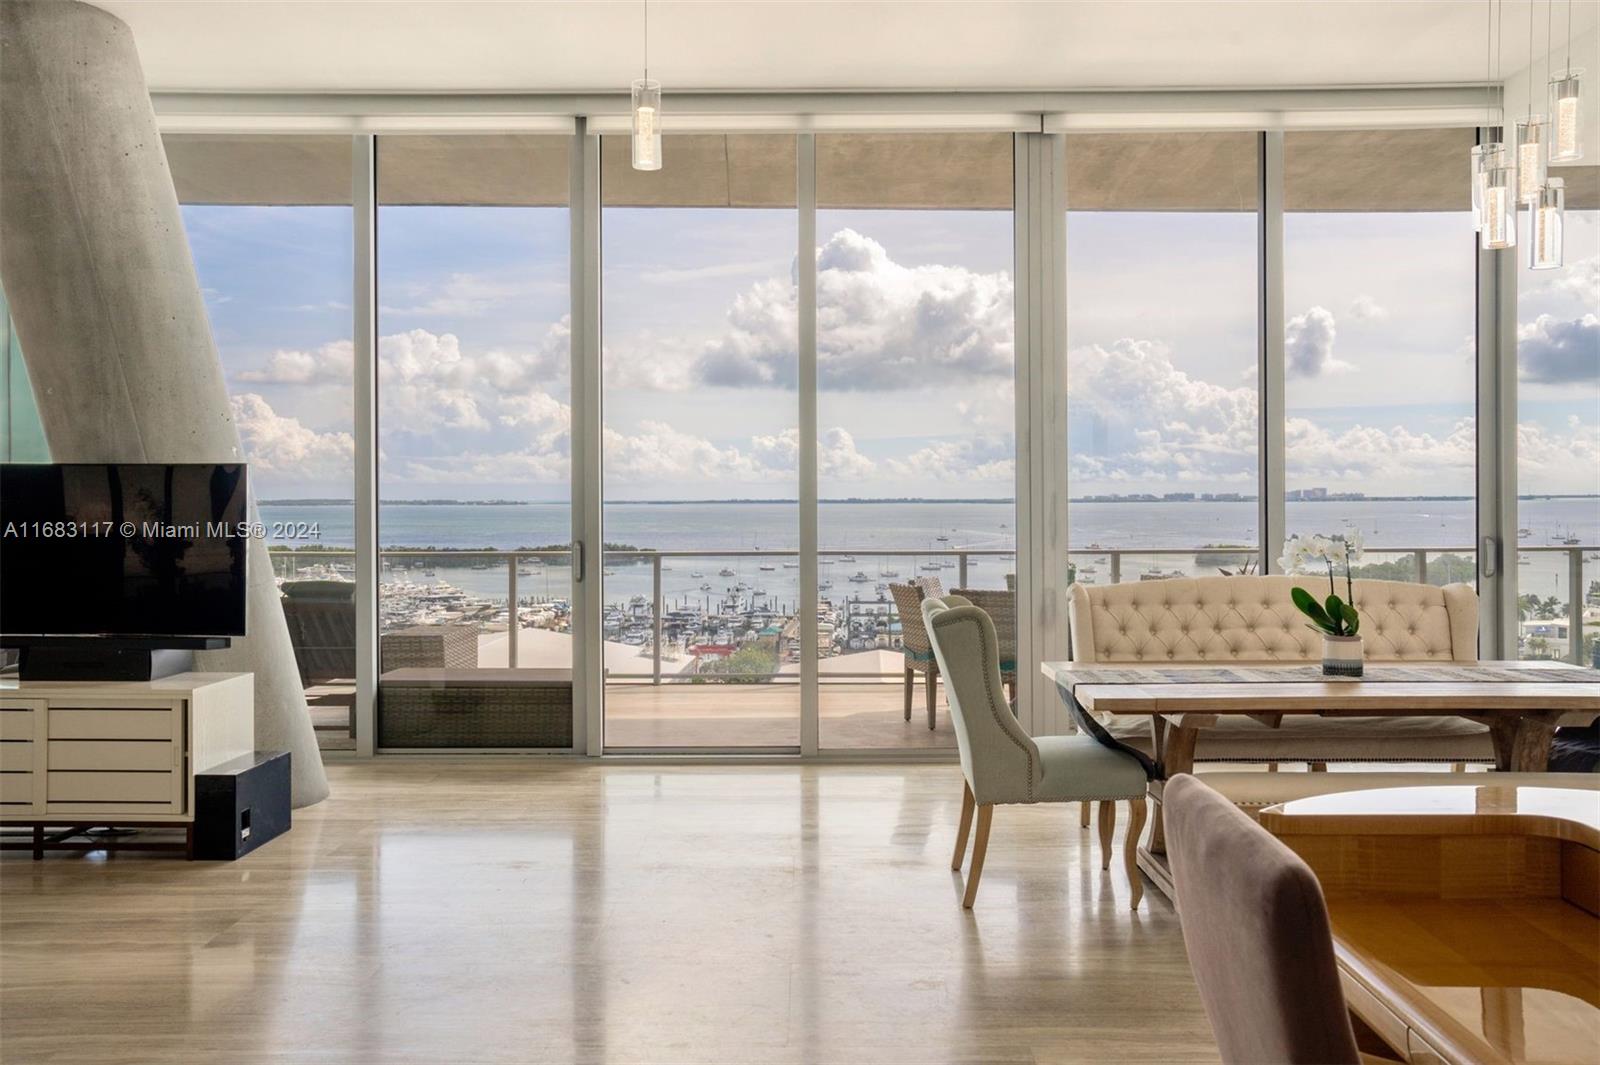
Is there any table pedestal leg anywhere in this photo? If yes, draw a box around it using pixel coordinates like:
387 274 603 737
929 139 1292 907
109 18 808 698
1148 723 1200 856
1481 712 1561 772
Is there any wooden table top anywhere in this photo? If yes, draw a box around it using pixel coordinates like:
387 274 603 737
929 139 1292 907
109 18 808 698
1261 782 1600 1065
1261 782 1600 848
1040 660 1600 718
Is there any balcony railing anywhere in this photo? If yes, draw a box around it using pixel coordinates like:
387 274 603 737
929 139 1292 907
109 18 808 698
267 544 1597 677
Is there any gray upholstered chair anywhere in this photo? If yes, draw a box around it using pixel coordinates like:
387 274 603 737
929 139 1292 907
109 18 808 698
924 595 1152 909
1165 774 1363 1065
890 578 944 729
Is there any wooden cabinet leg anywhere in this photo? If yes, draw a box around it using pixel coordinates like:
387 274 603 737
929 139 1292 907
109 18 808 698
962 805 993 909
952 783 975 871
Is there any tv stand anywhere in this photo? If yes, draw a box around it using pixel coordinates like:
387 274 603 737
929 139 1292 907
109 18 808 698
11 638 230 682
0 673 253 858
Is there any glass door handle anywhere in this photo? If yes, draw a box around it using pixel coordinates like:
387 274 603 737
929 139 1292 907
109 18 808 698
574 540 586 583
1481 536 1498 578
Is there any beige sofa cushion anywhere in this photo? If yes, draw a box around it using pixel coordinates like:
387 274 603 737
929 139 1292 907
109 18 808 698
1066 575 1491 764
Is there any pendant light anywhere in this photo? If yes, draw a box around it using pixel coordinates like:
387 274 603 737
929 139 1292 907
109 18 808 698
1529 177 1565 268
1515 0 1547 204
1548 0 1583 161
631 0 662 171
1471 0 1505 233
1478 0 1516 248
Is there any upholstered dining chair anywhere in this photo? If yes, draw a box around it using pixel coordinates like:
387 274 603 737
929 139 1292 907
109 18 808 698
1165 774 1366 1065
923 595 1151 909
890 578 943 729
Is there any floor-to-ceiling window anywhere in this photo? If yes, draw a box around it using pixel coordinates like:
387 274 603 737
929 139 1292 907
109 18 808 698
166 134 357 750
1066 132 1260 586
1284 129 1480 586
1515 167 1599 664
599 134 800 749
375 134 574 748
814 133 1015 750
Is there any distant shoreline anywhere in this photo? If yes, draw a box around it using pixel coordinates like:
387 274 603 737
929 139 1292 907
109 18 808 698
261 495 1600 506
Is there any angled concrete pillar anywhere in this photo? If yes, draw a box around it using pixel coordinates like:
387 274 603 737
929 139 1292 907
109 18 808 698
1 0 329 806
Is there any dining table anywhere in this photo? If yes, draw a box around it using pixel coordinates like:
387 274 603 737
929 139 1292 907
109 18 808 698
1040 659 1600 898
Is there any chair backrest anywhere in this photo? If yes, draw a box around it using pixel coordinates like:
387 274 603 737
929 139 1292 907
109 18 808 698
1165 774 1360 1065
951 588 1017 663
890 582 932 654
1068 575 1478 665
916 574 945 598
922 596 1040 804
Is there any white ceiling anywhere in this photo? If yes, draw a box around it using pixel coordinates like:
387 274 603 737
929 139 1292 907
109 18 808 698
90 0 1599 96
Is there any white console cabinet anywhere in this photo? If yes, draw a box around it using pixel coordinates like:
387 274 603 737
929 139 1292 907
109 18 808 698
0 673 252 857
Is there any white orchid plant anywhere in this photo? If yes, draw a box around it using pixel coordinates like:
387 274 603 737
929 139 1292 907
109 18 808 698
1278 531 1366 638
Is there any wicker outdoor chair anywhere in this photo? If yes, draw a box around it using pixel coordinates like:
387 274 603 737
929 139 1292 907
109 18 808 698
890 580 943 729
952 587 1018 702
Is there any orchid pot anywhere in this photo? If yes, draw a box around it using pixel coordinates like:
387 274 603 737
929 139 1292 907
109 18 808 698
1321 633 1364 678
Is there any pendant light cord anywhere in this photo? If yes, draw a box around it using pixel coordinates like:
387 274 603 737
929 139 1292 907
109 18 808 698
1527 0 1535 120
643 0 649 82
1565 0 1573 76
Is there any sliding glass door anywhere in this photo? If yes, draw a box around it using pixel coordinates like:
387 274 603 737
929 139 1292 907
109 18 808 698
374 134 575 749
599 134 801 749
814 133 1016 751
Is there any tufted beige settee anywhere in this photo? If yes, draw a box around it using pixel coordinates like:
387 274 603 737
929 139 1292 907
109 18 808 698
1066 575 1495 764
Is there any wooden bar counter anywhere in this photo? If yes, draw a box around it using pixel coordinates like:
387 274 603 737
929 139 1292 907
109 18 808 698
1261 782 1600 1065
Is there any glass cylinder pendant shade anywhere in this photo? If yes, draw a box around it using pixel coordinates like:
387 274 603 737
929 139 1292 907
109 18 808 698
1480 165 1517 249
1515 117 1547 203
1470 142 1504 232
1528 178 1565 269
631 79 662 171
1549 71 1584 162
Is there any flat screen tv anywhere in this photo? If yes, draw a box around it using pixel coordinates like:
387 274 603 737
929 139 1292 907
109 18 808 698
0 463 249 641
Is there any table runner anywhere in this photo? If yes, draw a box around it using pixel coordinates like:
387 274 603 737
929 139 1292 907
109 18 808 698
1060 663 1598 687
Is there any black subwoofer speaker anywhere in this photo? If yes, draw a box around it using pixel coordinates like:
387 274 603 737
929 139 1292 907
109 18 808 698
194 750 291 860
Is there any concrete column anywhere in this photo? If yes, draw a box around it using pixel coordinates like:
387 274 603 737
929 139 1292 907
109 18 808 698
1 1 329 806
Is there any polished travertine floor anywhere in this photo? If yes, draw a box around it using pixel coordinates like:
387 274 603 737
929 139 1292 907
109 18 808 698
0 762 1216 1064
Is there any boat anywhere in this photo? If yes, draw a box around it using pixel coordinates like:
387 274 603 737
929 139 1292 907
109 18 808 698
689 571 703 578
848 571 871 583
602 568 617 577
759 564 777 571
839 555 856 563
783 561 799 569
699 583 712 591
920 562 941 572
935 535 950 542
718 567 736 577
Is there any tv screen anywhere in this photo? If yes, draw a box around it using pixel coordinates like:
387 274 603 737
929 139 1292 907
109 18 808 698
0 463 248 639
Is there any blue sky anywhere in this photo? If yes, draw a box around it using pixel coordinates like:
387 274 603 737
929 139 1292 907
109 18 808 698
184 191 1598 504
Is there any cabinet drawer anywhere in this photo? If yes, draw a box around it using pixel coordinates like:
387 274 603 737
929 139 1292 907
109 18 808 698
0 711 36 740
47 770 178 806
0 743 33 772
48 708 176 740
48 740 175 772
0 773 35 804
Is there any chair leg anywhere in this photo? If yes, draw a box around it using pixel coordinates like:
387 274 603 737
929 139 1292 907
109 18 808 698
1098 799 1117 870
962 805 993 909
903 666 914 722
925 665 938 730
952 782 975 871
1125 798 1149 910
1079 801 1090 828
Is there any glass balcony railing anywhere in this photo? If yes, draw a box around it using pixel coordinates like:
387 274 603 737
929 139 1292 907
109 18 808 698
269 543 1599 693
